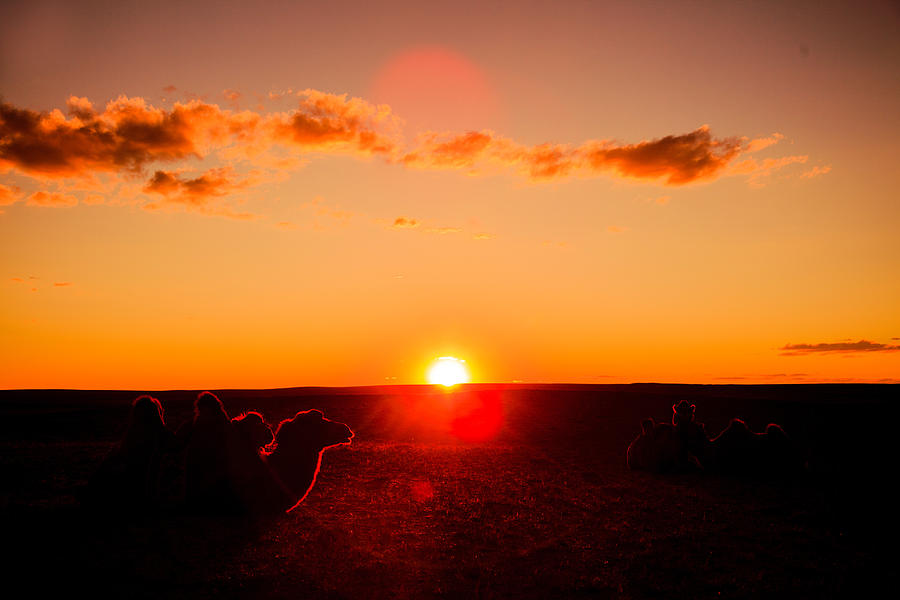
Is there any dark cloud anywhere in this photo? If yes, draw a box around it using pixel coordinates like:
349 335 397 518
580 126 742 184
780 340 900 355
0 96 230 177
143 168 238 205
404 126 747 184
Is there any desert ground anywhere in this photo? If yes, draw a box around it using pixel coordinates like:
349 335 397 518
1 384 895 598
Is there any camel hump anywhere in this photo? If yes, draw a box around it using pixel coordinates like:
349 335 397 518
641 418 655 435
730 418 749 430
766 423 788 439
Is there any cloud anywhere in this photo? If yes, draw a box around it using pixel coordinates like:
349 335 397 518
403 126 745 185
0 183 23 205
579 126 743 184
606 225 627 233
268 89 399 156
142 167 259 219
729 154 808 185
392 216 419 228
223 89 242 103
800 165 832 179
0 96 235 177
25 191 78 207
402 131 492 169
780 339 900 355
744 133 784 153
0 91 397 182
53 282 72 287
143 168 238 203
387 216 468 236
2 91 819 216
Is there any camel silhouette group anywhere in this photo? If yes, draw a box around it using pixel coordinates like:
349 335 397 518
627 400 804 475
87 392 353 515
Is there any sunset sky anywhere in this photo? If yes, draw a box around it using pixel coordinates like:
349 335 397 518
2 0 898 388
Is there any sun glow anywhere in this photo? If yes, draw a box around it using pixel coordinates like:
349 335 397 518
427 356 471 387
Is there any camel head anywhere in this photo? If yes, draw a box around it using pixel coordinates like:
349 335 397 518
272 409 354 455
232 411 274 450
672 400 696 427
195 391 229 425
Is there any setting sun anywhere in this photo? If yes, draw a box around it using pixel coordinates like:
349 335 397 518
427 357 471 387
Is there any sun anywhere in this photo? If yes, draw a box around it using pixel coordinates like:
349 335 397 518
427 356 471 387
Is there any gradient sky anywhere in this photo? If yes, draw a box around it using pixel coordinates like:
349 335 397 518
2 0 899 388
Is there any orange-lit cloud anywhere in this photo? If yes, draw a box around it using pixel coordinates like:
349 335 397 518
26 190 78 207
268 89 399 156
745 133 784 153
143 168 238 203
141 167 259 220
403 126 746 185
402 131 492 169
2 91 816 215
0 91 396 181
780 340 900 355
393 216 419 228
579 126 743 184
387 216 466 235
730 155 808 184
0 183 23 205
0 96 232 177
800 165 832 179
222 89 242 106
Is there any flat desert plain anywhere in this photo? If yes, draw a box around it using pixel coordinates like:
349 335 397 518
1 384 895 598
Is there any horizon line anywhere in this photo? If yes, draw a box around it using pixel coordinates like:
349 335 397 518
2 380 896 393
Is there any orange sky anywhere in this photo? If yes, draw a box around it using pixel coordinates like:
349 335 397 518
1 0 899 388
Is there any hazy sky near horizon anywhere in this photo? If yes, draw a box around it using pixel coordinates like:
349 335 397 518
2 0 899 388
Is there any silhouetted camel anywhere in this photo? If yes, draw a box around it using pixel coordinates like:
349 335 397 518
626 418 695 473
86 395 173 511
709 419 804 475
672 400 713 467
179 400 352 514
263 409 354 512
179 391 239 513
232 411 274 450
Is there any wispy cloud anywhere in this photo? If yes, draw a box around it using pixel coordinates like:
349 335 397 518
780 339 900 355
800 165 832 179
0 183 23 206
402 125 746 185
392 216 419 229
26 191 78 207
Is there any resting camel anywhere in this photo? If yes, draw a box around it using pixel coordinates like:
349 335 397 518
626 418 695 473
627 406 804 476
709 418 804 475
262 409 354 512
86 395 173 511
205 408 355 515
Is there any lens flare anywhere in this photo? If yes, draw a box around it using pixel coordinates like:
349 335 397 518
427 356 470 387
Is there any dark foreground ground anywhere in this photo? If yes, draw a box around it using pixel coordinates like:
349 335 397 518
1 383 896 599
